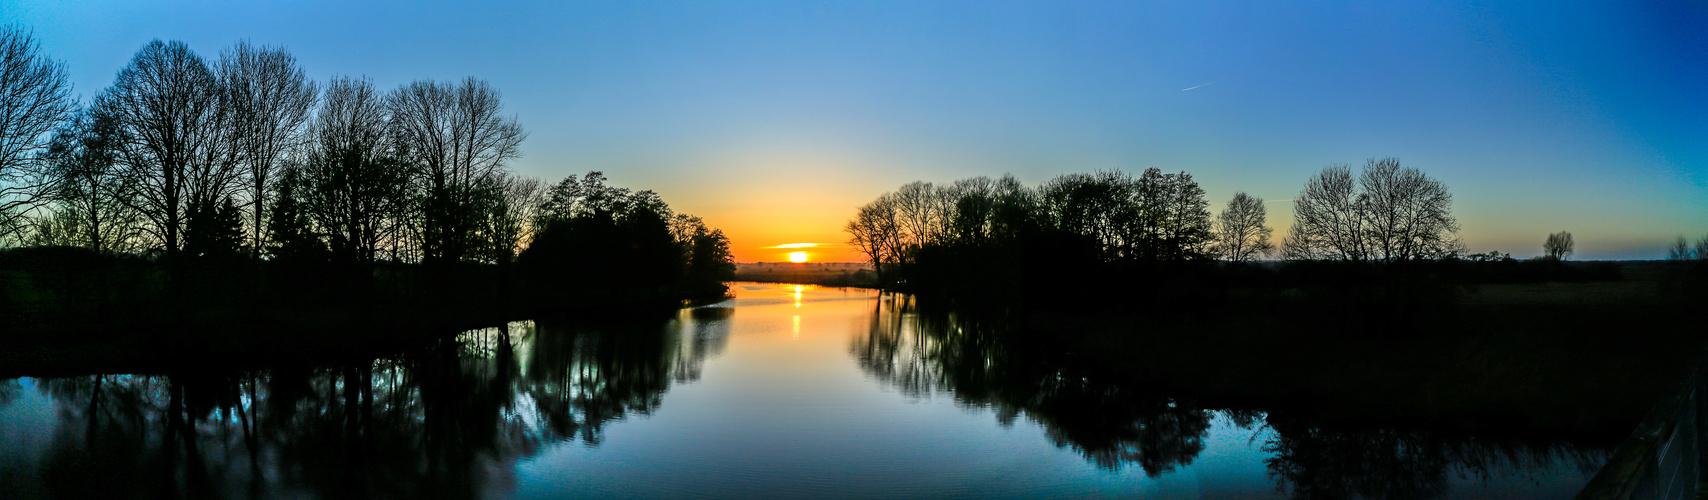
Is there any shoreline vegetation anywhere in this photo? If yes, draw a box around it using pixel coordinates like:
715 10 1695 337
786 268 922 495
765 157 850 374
0 30 736 376
834 161 1708 442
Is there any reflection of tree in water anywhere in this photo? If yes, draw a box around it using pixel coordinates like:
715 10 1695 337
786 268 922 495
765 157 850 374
1259 414 1606 500
851 295 1210 476
17 309 732 498
672 306 733 384
33 375 172 498
0 378 20 405
853 296 1609 495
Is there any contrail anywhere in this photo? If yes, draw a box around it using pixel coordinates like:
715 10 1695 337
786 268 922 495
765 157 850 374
1181 82 1214 92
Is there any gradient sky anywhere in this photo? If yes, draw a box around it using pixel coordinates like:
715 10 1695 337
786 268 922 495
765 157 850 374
7 1 1705 261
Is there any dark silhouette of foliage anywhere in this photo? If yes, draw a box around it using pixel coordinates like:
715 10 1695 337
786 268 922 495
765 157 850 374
266 166 325 263
685 227 737 295
519 171 731 309
847 169 1223 304
184 195 244 260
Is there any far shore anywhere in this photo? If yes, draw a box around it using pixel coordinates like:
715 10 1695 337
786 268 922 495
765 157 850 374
734 262 877 287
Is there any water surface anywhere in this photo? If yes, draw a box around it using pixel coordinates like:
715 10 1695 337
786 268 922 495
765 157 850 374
0 283 1607 498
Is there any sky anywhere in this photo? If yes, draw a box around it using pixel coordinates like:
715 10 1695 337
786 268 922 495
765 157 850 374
6 1 1705 261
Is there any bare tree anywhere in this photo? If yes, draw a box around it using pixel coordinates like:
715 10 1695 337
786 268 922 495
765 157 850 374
301 76 408 265
386 77 526 264
0 26 76 242
1669 235 1707 261
1359 158 1460 261
475 173 545 264
1543 231 1573 261
1283 164 1365 261
1285 158 1461 262
846 194 903 282
1213 192 1273 263
217 41 317 258
40 108 144 252
892 181 941 250
101 40 227 259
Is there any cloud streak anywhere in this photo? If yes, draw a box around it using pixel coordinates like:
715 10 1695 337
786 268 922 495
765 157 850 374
1181 82 1215 92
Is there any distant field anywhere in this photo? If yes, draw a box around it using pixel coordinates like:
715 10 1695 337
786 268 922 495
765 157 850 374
1461 281 1659 305
734 262 876 287
1460 261 1678 305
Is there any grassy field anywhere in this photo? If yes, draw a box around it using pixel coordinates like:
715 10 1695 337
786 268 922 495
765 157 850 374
1459 261 1678 305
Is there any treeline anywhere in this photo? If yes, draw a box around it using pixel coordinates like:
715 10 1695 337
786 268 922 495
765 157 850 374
0 28 733 329
846 168 1254 302
845 158 1672 309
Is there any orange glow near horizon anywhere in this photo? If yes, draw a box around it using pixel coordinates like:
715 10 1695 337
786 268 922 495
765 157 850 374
788 252 809 263
618 162 886 263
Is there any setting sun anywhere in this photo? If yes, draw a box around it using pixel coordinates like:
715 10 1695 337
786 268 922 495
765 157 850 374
788 252 809 263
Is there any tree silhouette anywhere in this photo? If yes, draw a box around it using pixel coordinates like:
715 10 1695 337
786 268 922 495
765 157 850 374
1668 235 1707 261
1284 158 1461 262
184 195 244 259
265 166 325 262
518 171 729 304
1543 231 1573 261
846 194 903 284
1213 192 1274 263
386 77 526 265
40 108 144 253
216 41 317 259
300 76 407 268
100 40 229 263
0 26 76 242
475 173 546 265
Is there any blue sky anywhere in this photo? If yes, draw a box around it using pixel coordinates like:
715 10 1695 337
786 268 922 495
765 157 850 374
7 1 1704 260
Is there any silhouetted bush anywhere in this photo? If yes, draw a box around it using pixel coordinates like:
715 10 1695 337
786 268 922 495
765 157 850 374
519 209 682 309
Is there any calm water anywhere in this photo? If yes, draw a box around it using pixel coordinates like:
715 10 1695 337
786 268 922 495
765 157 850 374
0 283 1606 498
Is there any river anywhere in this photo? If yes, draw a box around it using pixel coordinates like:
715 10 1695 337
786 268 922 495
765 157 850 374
0 283 1608 498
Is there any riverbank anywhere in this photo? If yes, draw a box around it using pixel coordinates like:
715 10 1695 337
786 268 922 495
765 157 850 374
883 265 1703 440
0 246 723 378
0 296 693 379
1050 301 1700 438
